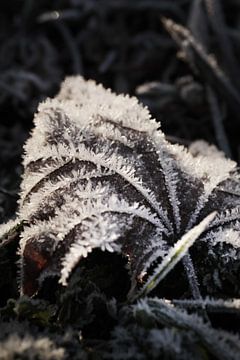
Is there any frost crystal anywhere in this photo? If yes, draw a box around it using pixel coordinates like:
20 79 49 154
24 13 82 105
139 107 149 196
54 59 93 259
0 76 239 297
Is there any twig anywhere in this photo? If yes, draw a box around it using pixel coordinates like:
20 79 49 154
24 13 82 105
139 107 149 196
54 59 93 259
207 86 232 157
204 0 240 84
182 253 210 323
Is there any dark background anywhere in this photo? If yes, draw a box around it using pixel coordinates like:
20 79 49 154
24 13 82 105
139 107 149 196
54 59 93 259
1 0 240 223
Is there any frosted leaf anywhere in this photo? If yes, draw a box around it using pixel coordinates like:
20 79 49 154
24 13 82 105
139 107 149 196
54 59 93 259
0 218 24 248
0 218 20 244
0 333 65 360
0 76 239 297
130 298 240 360
170 297 240 313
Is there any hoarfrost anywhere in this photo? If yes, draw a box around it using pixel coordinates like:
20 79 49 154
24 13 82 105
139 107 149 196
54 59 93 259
0 76 239 298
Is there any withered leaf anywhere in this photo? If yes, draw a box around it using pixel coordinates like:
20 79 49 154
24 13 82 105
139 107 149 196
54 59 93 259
0 76 239 297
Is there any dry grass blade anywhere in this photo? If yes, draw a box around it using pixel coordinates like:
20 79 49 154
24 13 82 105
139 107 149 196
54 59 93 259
130 212 216 300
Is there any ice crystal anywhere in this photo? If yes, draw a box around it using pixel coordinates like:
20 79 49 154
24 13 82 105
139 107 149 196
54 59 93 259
0 334 65 360
0 76 239 297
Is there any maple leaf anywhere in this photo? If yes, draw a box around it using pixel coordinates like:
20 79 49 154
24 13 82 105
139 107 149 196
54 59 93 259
0 76 239 298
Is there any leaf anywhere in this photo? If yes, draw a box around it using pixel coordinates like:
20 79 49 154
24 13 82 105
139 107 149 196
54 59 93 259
0 219 24 247
0 76 239 298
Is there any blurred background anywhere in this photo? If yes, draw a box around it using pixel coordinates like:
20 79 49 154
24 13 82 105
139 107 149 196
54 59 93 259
1 0 240 222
